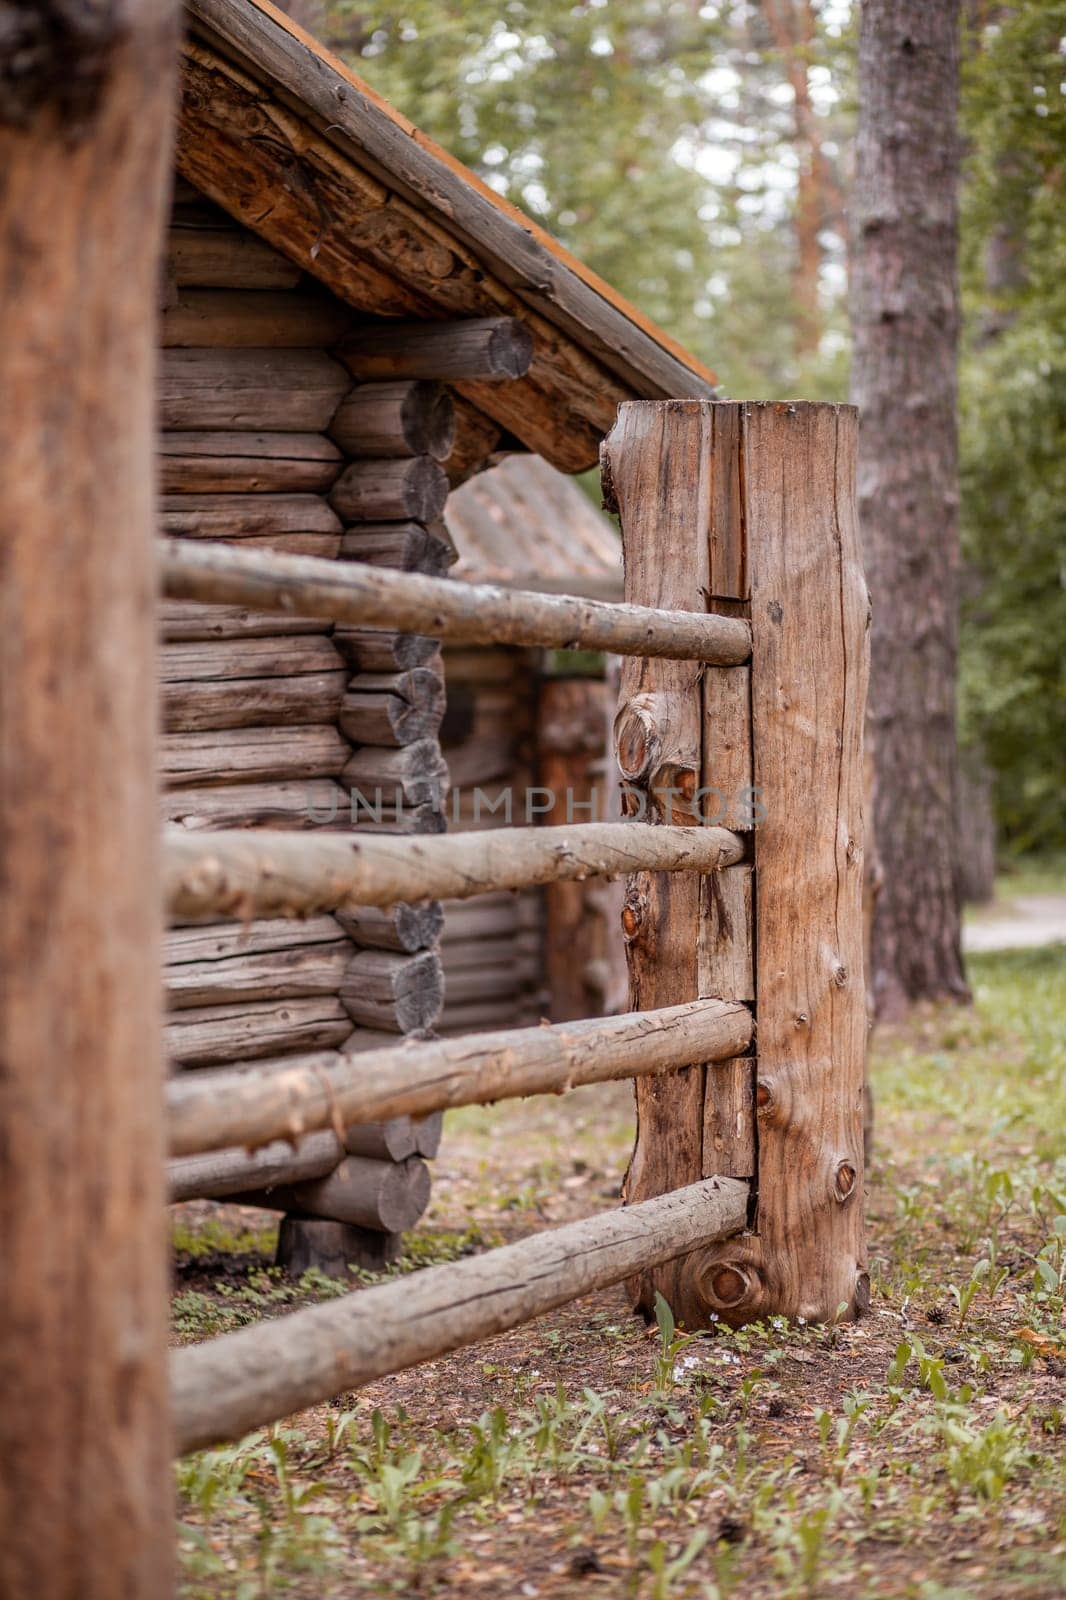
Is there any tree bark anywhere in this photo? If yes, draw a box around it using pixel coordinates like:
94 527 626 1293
850 0 969 1017
0 4 178 1595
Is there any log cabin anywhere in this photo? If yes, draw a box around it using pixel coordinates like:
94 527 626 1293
164 0 718 1272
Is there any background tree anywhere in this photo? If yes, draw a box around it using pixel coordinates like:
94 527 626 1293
850 0 969 1018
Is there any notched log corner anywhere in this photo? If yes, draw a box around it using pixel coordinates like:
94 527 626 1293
0 2 138 130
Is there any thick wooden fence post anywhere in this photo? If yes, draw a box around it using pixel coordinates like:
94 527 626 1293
604 401 870 1327
0 6 178 1596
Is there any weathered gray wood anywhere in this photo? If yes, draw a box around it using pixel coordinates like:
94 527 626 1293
332 628 440 673
165 939 352 1009
161 492 341 540
340 739 448 812
160 599 329 642
338 522 456 575
161 668 347 732
162 288 350 347
166 997 352 1069
172 1178 748 1452
341 1118 417 1162
607 399 869 1329
167 998 752 1156
160 635 345 683
164 917 344 964
167 222 302 288
161 538 753 664
234 1155 431 1232
164 781 348 832
161 724 350 788
440 895 519 941
340 950 444 1034
330 380 455 460
165 822 744 921
168 1131 342 1201
160 348 350 430
442 965 519 1004
336 901 444 954
338 668 445 748
338 318 534 383
275 1217 400 1278
330 457 449 523
160 431 342 494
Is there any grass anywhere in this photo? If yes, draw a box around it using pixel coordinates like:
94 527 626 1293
171 943 1066 1599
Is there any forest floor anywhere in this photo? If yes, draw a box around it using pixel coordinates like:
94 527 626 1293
173 939 1066 1600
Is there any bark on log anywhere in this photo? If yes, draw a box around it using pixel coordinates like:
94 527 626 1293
338 318 534 383
340 949 444 1034
234 1155 431 1232
172 1178 748 1451
166 997 752 1156
606 399 869 1328
338 668 445 748
331 380 456 460
0 6 178 1591
330 456 449 523
333 628 440 673
160 348 350 431
165 821 745 921
338 522 456 575
336 901 444 953
160 431 343 494
161 724 350 787
162 287 351 347
168 1131 342 1201
160 538 753 663
167 222 302 288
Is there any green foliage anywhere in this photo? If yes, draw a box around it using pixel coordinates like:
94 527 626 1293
959 1 1066 851
322 0 854 397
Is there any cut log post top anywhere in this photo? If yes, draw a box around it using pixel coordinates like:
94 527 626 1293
172 1178 748 1453
160 538 752 664
338 318 534 383
166 997 753 1157
164 821 745 922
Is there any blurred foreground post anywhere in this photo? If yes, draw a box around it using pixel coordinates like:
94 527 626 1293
0 4 179 1595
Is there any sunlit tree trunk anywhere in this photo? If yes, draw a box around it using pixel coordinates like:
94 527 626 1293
850 0 969 1017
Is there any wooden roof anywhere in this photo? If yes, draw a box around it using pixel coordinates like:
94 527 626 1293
179 0 718 473
448 457 623 600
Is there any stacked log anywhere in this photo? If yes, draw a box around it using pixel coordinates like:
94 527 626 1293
161 182 461 1269
438 647 544 1031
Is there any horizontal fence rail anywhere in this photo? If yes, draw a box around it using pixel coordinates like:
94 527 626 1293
172 1177 750 1453
160 538 753 664
167 998 754 1157
165 822 745 921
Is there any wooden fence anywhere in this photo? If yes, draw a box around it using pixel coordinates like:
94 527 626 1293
3 387 867 1578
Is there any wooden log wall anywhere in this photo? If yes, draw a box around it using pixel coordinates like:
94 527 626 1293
438 646 543 1032
161 179 488 1268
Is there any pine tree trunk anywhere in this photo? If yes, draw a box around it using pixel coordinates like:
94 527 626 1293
850 0 970 1017
0 5 179 1594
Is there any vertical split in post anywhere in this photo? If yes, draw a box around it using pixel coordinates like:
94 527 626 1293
603 400 869 1328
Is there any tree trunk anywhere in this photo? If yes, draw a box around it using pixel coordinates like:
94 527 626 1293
850 0 970 1018
0 4 179 1595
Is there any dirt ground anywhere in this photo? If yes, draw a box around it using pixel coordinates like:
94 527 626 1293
173 943 1066 1599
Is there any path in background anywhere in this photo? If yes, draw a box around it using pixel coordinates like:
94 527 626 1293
964 893 1066 953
